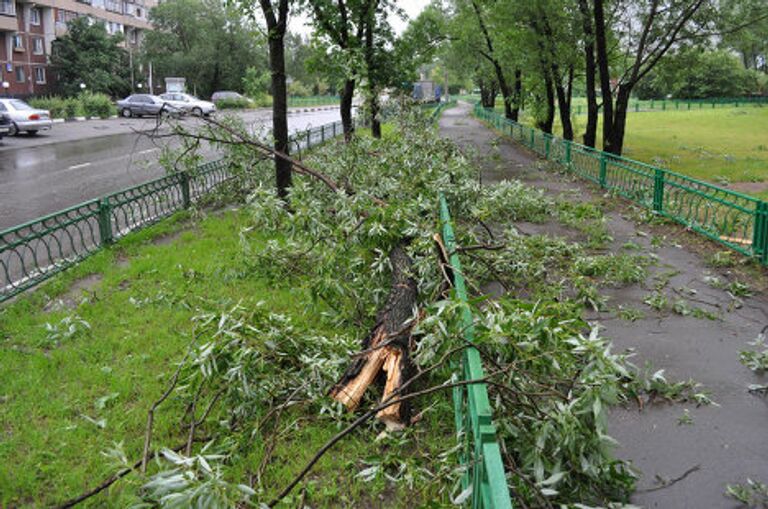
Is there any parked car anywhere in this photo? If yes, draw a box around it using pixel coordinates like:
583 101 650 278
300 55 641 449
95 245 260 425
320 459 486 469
0 98 52 136
211 91 248 103
158 93 216 116
116 94 181 118
0 113 10 139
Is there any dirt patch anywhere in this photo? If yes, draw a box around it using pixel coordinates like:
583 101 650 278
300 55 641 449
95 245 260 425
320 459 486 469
151 229 187 246
43 273 103 312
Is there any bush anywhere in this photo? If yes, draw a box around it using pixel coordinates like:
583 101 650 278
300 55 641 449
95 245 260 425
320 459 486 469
215 97 253 109
28 94 113 119
28 97 67 119
79 92 116 118
62 98 83 119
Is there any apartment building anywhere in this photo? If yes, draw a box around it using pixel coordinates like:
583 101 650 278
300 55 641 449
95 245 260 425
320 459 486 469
0 0 154 97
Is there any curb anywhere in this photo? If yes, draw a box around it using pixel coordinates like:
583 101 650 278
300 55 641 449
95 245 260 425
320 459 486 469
49 115 119 123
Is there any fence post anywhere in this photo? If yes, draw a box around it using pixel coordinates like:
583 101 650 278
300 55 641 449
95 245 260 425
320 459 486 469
544 136 550 160
180 171 191 208
653 168 665 214
530 128 535 148
321 124 325 143
662 100 666 111
98 198 113 245
333 122 337 137
754 201 768 265
599 152 607 188
565 140 572 165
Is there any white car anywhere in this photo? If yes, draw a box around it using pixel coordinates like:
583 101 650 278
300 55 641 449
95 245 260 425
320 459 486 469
158 93 216 116
0 98 52 135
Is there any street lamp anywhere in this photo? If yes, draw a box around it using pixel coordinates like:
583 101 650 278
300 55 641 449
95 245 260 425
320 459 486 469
1 81 9 97
79 83 86 94
137 83 143 90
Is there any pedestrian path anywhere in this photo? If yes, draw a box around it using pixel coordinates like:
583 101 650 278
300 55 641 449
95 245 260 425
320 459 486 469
439 101 768 508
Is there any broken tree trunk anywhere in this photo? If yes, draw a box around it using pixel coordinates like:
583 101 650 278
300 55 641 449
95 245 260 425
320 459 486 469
329 244 418 430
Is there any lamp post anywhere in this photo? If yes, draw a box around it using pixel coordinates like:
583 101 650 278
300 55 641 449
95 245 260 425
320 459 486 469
2 81 9 97
79 83 86 95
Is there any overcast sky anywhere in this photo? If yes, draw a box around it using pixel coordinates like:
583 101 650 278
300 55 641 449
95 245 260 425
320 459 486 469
289 0 432 36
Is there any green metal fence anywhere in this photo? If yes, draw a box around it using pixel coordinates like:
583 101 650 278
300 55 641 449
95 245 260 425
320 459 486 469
0 121 348 303
439 193 515 509
474 104 768 265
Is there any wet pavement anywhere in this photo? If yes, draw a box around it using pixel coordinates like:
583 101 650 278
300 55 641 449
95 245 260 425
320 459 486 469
0 108 346 230
439 102 768 508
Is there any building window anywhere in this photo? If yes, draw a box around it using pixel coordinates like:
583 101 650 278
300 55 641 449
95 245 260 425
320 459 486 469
34 67 46 84
15 66 25 83
30 8 41 25
12 34 24 51
0 0 14 15
33 37 44 55
130 29 138 44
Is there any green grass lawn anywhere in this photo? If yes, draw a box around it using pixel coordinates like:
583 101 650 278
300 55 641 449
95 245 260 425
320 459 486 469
0 209 454 507
487 102 768 199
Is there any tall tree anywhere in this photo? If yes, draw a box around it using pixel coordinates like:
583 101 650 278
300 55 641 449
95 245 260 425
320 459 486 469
259 0 292 199
50 17 132 97
305 0 367 140
593 0 714 155
577 0 598 147
144 0 264 98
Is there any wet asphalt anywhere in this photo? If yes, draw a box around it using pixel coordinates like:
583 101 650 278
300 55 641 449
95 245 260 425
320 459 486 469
0 108 345 230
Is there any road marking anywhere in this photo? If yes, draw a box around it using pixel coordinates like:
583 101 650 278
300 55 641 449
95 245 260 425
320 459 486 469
138 148 159 155
68 162 91 170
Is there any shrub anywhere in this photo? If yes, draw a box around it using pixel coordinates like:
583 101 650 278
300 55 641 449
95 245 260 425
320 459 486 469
215 97 253 109
28 97 67 119
62 97 83 119
79 92 116 118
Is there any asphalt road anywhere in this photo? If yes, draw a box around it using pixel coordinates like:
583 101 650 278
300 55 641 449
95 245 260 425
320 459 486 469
0 108 345 230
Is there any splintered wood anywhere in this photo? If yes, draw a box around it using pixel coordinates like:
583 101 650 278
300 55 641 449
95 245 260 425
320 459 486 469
329 244 417 430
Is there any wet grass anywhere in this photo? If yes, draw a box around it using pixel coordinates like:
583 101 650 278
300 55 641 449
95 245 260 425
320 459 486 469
0 209 454 508
490 103 768 199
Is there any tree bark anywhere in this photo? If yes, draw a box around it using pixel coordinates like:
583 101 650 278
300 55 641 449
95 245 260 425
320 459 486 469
578 0 598 147
330 244 417 430
511 69 522 122
593 0 616 153
260 0 291 199
340 78 355 141
553 64 573 140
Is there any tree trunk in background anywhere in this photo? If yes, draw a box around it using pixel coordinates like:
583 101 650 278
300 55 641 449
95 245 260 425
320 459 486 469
593 0 617 153
340 78 355 141
536 70 555 134
578 0 598 148
553 65 573 140
511 69 522 122
260 0 291 200
479 79 497 108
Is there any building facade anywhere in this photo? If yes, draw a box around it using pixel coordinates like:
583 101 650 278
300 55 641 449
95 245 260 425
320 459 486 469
0 0 154 97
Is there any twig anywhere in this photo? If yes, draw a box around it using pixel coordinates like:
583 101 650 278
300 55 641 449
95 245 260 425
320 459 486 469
142 349 191 473
54 436 211 508
639 464 700 492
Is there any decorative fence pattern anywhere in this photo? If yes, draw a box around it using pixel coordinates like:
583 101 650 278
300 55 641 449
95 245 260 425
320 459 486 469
474 104 768 265
439 193 515 509
1 122 344 303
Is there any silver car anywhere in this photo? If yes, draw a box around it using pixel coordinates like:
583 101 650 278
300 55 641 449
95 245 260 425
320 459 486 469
0 98 52 136
159 93 216 116
116 94 182 118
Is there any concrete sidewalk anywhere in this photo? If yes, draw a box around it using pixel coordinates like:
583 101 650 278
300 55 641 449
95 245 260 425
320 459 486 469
439 101 768 508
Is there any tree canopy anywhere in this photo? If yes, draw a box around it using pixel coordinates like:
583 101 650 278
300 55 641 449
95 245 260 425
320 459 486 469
50 17 132 97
